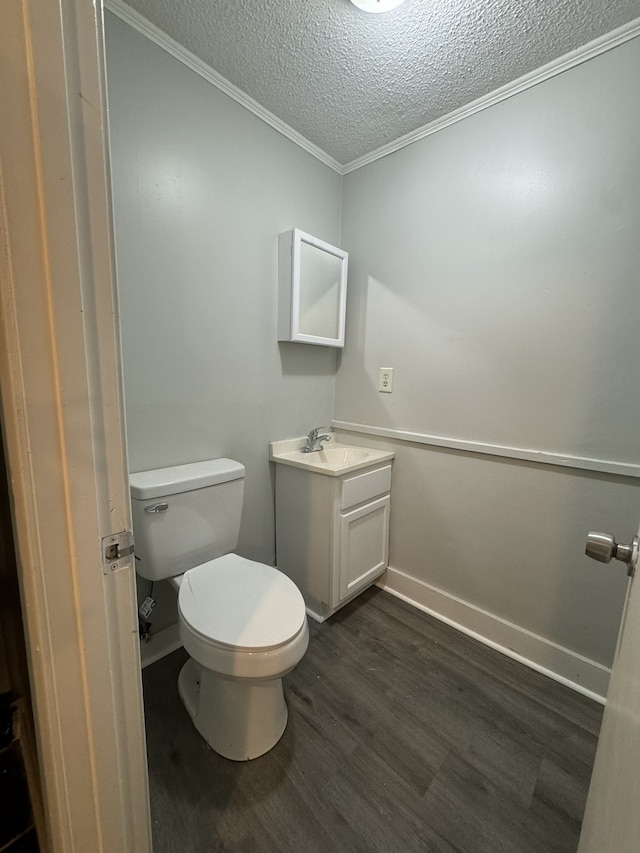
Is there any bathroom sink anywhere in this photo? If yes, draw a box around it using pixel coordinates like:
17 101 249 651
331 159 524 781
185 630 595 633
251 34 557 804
270 436 394 476
315 447 370 465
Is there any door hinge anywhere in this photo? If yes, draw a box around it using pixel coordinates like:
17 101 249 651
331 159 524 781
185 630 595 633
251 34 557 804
102 530 135 573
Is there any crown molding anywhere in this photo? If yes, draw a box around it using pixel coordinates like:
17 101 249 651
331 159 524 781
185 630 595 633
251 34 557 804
104 0 344 174
342 16 640 173
105 2 640 177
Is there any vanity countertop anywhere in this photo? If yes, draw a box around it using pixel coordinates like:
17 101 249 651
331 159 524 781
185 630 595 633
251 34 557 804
270 435 394 476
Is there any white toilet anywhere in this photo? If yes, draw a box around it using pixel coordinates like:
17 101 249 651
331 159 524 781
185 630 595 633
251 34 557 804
130 458 309 761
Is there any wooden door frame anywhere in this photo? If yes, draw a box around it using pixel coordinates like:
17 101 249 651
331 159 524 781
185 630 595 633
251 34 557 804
0 2 151 850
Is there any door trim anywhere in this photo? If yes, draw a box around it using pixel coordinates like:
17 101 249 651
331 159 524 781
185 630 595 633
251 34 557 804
0 2 151 850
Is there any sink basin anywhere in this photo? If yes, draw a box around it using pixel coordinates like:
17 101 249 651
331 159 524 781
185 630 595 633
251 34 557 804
315 447 370 465
270 436 394 476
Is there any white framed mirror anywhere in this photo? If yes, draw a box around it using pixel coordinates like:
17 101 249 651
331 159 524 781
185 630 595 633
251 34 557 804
278 228 348 347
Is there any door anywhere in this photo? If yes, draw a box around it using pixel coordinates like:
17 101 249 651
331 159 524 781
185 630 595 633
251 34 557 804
0 1 151 850
578 527 640 852
337 495 390 604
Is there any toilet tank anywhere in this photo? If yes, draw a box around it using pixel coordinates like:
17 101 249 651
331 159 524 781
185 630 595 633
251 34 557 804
130 459 245 581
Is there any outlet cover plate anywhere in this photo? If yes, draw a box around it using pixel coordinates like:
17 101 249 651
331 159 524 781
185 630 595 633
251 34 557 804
378 367 394 393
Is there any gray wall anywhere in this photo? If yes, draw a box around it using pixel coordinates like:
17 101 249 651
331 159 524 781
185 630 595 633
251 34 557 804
106 9 640 678
336 37 640 669
105 12 342 575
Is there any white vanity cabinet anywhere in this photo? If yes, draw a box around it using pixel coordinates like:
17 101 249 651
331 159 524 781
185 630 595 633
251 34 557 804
274 460 392 621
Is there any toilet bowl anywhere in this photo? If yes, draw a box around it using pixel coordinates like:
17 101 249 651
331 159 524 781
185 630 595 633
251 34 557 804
129 458 309 760
171 554 308 760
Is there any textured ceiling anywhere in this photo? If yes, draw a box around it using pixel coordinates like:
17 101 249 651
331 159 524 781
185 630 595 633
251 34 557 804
120 0 640 166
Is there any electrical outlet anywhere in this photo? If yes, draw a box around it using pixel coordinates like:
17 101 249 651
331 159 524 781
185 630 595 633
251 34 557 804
378 367 394 393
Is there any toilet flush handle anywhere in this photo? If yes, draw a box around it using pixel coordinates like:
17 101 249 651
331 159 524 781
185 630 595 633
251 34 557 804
144 502 169 514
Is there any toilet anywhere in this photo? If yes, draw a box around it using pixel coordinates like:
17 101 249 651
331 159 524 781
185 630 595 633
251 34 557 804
129 458 309 761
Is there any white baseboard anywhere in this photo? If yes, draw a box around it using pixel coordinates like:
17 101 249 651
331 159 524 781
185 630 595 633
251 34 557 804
139 621 183 669
137 571 609 701
378 567 609 704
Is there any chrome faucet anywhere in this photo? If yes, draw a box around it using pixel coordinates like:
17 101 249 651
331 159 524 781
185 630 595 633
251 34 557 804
301 427 331 453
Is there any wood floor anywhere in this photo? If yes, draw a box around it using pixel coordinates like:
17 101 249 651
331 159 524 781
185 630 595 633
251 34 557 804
142 587 603 853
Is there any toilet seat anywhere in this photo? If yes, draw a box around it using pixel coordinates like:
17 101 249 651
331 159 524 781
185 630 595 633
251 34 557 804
177 555 308 677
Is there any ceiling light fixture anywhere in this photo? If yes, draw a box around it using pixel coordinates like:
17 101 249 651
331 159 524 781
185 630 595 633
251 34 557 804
350 0 407 13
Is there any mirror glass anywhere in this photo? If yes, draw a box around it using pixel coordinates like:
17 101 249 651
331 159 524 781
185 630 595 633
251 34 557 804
298 239 342 340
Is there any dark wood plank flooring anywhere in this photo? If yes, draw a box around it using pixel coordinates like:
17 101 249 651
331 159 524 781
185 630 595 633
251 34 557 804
142 587 603 853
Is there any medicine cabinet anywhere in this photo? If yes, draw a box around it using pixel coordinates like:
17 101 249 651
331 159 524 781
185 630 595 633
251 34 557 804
278 228 348 347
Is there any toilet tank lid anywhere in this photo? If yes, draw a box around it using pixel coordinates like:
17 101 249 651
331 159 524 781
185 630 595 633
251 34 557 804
130 459 245 500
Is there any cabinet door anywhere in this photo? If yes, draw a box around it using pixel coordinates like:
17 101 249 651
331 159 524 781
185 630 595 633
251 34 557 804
336 495 390 605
